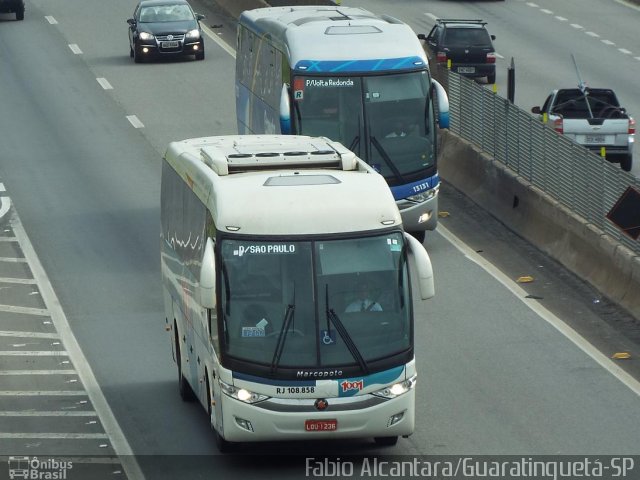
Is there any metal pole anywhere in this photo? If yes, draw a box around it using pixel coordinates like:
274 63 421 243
507 57 515 104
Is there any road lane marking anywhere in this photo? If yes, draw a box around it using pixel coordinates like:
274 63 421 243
540 9 553 14
68 44 83 55
201 23 235 58
438 224 640 398
11 214 144 480
424 12 439 21
570 24 583 29
0 331 59 339
554 16 567 21
0 351 68 356
0 277 38 284
602 39 615 45
0 257 27 263
0 305 49 315
0 411 96 416
126 115 144 129
45 16 57 24
0 391 87 396
619 48 632 54
0 370 76 375
585 31 600 37
96 78 113 90
0 433 109 439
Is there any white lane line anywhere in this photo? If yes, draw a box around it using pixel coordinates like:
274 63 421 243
11 214 144 480
96 78 113 90
0 391 86 396
0 411 96 416
0 257 27 263
438 224 640 398
0 433 109 439
126 115 144 129
0 183 5 192
424 12 439 21
0 305 49 316
525 2 539 7
45 16 57 24
0 197 11 220
635 57 640 61
495 53 504 59
0 237 17 242
200 23 235 58
540 8 553 14
585 31 600 37
68 44 83 55
570 24 583 29
555 16 567 21
0 331 59 339
0 370 76 375
0 351 68 356
602 39 616 45
619 48 633 55
0 277 38 284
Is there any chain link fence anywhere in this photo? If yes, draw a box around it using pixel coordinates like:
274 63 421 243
434 66 640 255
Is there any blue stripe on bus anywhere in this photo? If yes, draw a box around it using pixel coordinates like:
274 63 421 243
294 57 425 73
390 174 440 201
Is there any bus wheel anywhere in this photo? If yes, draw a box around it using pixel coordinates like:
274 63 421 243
374 436 398 446
175 329 196 402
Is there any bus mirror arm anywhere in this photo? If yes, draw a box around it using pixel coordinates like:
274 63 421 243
279 84 292 134
403 232 435 300
431 79 450 129
199 238 217 309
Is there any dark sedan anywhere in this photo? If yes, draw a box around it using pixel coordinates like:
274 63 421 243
127 0 205 63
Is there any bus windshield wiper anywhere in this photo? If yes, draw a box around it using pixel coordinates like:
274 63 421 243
370 136 405 183
325 286 369 375
270 286 295 374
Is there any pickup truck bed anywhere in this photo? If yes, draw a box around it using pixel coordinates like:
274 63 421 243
532 88 634 172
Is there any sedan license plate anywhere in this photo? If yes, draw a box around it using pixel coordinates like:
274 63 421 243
162 41 179 48
305 419 337 432
585 135 605 143
458 67 475 74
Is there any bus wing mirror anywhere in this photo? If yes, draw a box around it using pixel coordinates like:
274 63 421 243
403 232 435 300
279 83 292 134
431 79 450 129
199 238 216 309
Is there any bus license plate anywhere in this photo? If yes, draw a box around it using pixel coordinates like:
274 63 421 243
162 41 179 48
585 135 605 143
305 419 337 432
458 67 475 74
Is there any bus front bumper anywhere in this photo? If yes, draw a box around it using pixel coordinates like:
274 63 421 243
219 390 415 443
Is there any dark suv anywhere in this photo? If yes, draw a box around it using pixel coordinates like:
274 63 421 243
0 0 24 20
420 19 496 84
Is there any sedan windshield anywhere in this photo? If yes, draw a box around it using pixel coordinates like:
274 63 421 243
139 4 193 22
219 233 412 376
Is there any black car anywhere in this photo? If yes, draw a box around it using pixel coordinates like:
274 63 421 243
0 0 24 20
420 19 497 84
127 0 205 63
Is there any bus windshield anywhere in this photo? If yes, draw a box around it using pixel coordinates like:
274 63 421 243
293 71 435 185
219 233 412 376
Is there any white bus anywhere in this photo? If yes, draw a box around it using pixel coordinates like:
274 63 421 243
236 6 450 243
161 134 435 451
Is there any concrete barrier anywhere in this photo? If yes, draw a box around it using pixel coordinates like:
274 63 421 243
439 130 640 320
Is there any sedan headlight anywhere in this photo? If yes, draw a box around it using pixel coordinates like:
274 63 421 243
139 31 155 41
219 380 269 404
371 375 416 399
407 185 439 204
185 29 200 40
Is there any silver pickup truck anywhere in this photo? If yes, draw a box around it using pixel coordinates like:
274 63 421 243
532 88 635 172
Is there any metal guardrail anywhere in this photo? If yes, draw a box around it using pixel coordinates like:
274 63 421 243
434 66 640 255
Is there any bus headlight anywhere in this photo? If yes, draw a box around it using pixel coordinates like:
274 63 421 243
219 380 269 404
371 376 416 399
407 186 439 204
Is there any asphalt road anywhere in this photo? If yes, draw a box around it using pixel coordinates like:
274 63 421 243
1 0 640 479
